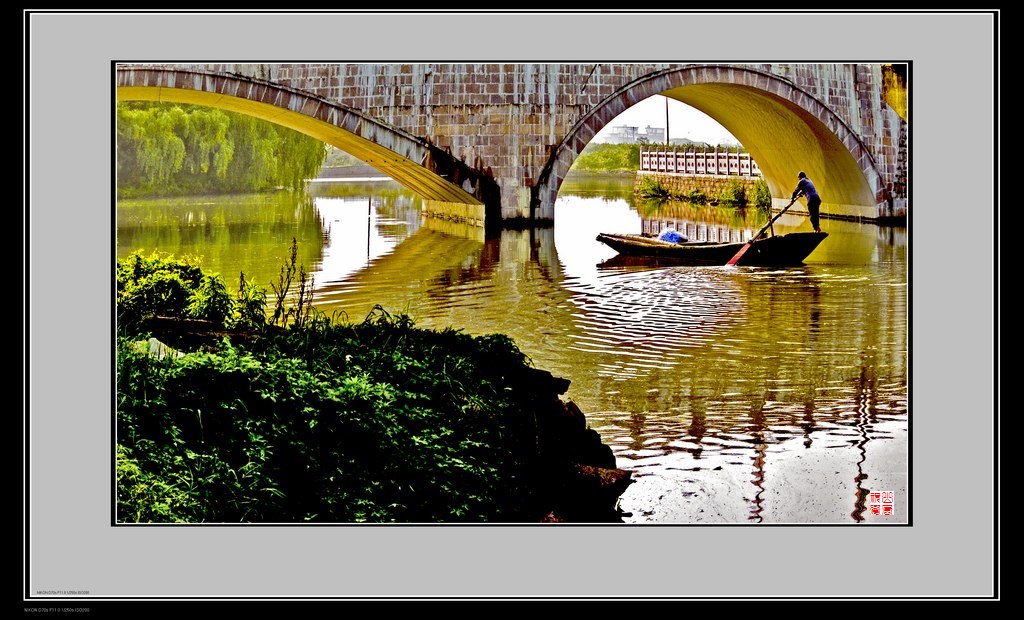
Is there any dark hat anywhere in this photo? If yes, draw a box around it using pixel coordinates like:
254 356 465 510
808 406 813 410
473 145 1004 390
798 171 807 178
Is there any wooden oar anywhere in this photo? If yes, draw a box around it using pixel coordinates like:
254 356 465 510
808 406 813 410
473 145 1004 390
725 196 799 266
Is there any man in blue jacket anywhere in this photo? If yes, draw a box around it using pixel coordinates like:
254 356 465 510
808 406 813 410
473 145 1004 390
791 171 822 233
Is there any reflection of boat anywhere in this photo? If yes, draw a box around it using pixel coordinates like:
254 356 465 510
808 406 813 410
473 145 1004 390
595 231 828 266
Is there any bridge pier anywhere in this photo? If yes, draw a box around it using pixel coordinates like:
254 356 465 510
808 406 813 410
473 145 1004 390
494 190 553 223
498 185 537 222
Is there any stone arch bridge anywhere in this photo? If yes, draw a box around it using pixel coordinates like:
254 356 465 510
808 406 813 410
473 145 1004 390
116 63 908 226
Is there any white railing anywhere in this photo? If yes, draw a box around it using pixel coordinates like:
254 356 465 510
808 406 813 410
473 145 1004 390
639 146 761 177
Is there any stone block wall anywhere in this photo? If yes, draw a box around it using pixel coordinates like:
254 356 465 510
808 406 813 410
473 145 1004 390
635 172 765 204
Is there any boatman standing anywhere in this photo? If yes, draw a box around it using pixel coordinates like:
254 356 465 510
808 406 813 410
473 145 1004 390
791 171 822 233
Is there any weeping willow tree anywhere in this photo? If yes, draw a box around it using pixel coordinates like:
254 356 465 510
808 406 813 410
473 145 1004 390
116 102 328 197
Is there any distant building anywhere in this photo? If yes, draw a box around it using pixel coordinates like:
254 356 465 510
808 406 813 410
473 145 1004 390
603 124 640 144
643 126 665 144
601 124 668 144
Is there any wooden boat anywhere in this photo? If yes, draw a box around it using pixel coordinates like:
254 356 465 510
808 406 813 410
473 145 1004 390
595 231 828 266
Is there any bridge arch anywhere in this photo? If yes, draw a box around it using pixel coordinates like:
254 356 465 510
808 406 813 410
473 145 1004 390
116 66 486 212
537 65 885 220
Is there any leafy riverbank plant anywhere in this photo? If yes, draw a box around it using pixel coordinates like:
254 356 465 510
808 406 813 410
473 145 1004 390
116 242 549 522
751 179 772 211
116 250 235 333
635 176 673 200
636 176 756 207
716 179 748 206
682 188 709 205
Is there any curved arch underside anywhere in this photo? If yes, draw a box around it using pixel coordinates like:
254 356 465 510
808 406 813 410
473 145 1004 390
117 85 481 207
662 83 876 213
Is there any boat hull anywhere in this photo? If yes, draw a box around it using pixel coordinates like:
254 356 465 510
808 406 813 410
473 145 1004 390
596 232 828 267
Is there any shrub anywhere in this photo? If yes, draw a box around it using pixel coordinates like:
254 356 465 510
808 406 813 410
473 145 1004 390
116 308 542 523
635 175 672 199
233 272 268 330
718 179 748 206
116 250 235 332
682 188 709 205
751 179 773 210
117 250 278 335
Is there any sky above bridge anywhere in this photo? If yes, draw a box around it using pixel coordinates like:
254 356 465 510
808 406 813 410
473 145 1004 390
593 94 739 146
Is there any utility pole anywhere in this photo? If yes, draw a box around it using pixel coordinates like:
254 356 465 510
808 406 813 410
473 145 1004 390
665 97 670 146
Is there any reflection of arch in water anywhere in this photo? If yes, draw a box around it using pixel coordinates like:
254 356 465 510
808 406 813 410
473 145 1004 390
314 200 752 399
307 219 574 353
309 217 486 321
409 226 566 318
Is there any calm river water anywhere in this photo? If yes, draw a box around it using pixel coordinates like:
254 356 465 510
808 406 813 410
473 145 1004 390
117 172 908 524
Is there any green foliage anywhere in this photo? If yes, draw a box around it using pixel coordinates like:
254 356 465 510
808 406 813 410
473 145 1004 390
117 102 327 196
717 179 748 206
117 306 541 523
117 443 197 522
682 188 709 205
234 272 269 331
116 250 264 332
116 248 548 523
635 176 672 200
637 178 709 205
570 142 642 172
751 179 773 210
116 250 227 331
635 175 761 208
186 274 233 327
